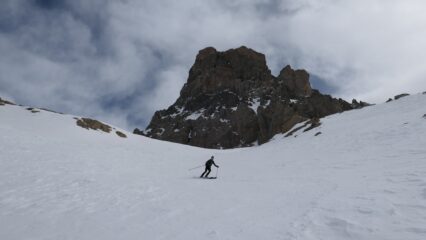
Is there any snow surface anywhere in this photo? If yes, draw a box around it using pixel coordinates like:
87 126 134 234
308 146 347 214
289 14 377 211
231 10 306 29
249 98 261 112
290 99 299 104
185 110 204 120
1 94 426 240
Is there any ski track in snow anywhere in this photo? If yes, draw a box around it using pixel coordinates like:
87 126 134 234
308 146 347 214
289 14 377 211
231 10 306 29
1 94 426 239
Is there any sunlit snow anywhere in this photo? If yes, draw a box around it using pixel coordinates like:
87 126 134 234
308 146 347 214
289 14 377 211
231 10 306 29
1 94 426 240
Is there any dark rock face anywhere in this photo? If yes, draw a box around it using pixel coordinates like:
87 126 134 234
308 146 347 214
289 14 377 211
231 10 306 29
394 93 410 100
137 46 356 149
386 98 393 103
351 99 372 109
278 65 312 97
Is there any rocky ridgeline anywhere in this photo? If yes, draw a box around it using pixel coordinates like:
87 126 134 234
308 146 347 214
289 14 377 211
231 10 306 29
0 97 127 139
135 46 362 149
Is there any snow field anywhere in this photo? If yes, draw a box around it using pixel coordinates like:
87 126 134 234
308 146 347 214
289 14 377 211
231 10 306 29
1 93 426 240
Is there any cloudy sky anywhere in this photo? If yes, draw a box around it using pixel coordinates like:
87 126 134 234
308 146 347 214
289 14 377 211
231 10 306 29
1 0 426 130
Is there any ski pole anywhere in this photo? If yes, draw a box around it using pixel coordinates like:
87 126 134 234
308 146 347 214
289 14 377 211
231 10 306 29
188 165 204 171
215 167 219 178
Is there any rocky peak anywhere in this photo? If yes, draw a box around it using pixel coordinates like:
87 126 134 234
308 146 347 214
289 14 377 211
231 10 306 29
278 65 312 97
136 46 359 149
182 46 271 99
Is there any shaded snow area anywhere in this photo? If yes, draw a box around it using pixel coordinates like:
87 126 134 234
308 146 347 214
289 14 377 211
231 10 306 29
1 94 426 240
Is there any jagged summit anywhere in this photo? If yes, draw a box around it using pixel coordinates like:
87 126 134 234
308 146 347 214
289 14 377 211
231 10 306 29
135 46 355 148
183 46 271 98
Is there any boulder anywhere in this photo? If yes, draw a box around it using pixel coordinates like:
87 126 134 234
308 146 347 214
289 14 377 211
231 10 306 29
116 131 127 138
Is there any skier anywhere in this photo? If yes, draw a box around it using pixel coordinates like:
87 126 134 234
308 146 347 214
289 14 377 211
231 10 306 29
200 156 219 178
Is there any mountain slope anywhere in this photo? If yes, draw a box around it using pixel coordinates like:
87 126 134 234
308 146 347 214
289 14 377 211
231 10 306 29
1 94 426 240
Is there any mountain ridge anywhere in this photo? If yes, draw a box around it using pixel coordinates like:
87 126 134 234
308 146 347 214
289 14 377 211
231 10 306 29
136 46 365 148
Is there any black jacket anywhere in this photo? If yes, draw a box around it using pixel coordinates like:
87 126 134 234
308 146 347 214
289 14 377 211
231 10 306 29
205 159 218 168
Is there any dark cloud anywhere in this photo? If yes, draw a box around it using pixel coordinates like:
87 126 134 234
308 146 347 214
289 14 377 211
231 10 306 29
1 0 426 130
34 0 66 10
310 75 339 95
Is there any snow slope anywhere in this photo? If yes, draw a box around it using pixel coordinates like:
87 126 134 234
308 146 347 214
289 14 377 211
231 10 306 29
1 94 426 240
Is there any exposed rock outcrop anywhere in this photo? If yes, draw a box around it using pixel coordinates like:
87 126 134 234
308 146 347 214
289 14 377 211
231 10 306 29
137 46 358 149
133 128 144 135
278 65 312 97
40 108 63 114
26 107 40 113
76 118 112 133
285 118 322 138
0 97 15 106
394 93 410 100
351 99 372 109
76 118 128 139
116 131 127 138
